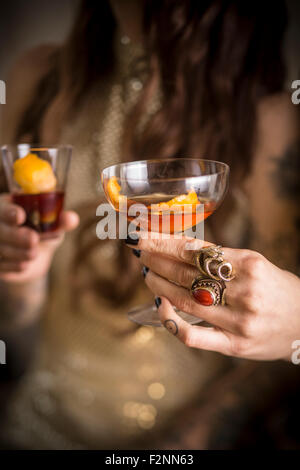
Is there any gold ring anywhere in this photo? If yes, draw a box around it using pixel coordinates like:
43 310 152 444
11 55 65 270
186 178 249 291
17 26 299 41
194 245 235 282
190 276 226 306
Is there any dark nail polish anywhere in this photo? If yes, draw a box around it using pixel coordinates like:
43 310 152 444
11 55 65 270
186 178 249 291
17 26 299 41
125 234 139 246
142 266 149 278
132 249 141 258
155 297 161 309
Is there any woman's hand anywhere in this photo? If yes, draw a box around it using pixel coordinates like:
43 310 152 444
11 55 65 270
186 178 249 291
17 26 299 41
0 194 79 283
127 233 300 362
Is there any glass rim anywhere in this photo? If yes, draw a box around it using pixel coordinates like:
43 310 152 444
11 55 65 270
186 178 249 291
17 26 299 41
101 158 229 182
1 143 73 152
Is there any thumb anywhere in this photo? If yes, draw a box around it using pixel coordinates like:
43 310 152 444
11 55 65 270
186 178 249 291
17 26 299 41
58 210 80 232
39 211 79 247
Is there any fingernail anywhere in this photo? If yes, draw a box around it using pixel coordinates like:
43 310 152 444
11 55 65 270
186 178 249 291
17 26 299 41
142 266 149 278
155 297 161 309
125 234 139 246
132 249 141 258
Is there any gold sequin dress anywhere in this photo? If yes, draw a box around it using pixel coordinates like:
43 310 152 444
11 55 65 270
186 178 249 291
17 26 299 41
2 35 230 449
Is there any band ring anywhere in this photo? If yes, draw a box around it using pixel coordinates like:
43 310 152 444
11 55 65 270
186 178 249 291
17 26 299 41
190 277 226 307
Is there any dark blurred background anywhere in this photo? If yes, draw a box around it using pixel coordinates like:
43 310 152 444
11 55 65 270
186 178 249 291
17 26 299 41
0 0 299 82
0 0 75 79
0 0 299 80
0 0 299 127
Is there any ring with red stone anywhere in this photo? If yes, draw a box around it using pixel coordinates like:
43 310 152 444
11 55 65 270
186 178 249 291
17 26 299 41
190 277 226 307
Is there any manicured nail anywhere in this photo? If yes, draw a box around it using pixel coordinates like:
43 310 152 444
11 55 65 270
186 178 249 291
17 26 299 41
132 249 141 258
142 266 149 278
155 297 161 309
125 234 139 246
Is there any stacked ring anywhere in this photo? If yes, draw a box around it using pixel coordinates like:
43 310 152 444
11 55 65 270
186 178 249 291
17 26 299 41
190 244 235 306
194 245 235 282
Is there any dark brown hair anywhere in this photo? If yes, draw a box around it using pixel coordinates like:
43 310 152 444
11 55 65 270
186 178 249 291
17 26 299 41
15 0 288 307
17 0 287 174
137 0 287 175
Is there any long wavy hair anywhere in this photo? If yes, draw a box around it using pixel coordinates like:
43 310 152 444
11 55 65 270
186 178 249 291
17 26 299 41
15 0 287 307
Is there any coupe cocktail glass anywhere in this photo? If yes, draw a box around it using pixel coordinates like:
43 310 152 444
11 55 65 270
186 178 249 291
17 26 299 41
102 158 229 326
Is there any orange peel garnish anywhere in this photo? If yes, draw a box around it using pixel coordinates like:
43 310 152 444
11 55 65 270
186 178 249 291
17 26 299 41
106 176 199 212
107 176 120 203
155 190 199 210
13 153 57 194
106 176 126 206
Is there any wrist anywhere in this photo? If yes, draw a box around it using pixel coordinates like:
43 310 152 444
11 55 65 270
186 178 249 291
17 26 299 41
0 275 48 332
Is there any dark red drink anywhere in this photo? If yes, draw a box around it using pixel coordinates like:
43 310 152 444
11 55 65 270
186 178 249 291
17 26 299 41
13 191 64 233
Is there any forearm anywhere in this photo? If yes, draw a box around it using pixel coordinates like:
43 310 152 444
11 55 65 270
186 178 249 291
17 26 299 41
249 227 300 275
0 276 48 333
247 136 300 275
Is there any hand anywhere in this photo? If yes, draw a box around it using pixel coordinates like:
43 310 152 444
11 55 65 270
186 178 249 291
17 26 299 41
128 233 300 362
0 194 79 283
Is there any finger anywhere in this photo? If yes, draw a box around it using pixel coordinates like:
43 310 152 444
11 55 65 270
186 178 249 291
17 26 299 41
127 232 243 272
145 269 239 333
157 296 232 354
140 251 238 306
0 261 29 273
39 211 80 244
56 211 80 233
0 223 40 249
140 250 202 288
0 244 37 261
0 196 26 226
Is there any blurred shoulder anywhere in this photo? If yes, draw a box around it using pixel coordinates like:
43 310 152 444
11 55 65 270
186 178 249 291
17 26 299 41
1 44 60 143
256 92 299 158
8 44 59 82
